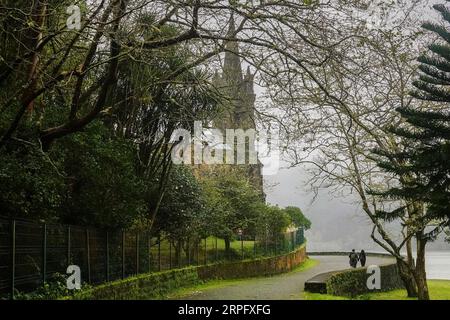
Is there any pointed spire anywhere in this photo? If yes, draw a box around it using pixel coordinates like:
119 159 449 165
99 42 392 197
226 12 236 37
223 12 242 83
244 66 254 94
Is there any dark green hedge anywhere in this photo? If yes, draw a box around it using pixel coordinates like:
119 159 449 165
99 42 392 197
72 266 200 300
326 263 404 297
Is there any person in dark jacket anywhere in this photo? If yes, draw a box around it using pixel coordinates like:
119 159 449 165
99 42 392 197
359 250 366 267
349 249 358 268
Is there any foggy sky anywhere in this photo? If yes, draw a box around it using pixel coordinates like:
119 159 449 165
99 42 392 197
264 163 449 252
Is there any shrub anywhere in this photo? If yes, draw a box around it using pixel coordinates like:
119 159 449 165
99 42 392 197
326 263 404 297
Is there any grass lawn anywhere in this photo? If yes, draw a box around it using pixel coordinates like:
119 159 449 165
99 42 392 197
155 237 255 253
291 257 319 273
208 236 255 251
304 280 450 300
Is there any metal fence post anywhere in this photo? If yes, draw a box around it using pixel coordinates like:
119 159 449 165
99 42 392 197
299 227 304 244
67 226 71 266
215 237 218 262
299 227 301 244
187 237 191 265
86 229 91 283
265 233 268 256
158 236 161 271
196 241 199 265
293 229 297 248
105 231 109 282
136 233 139 274
122 230 125 279
291 231 295 251
11 219 16 300
169 240 172 269
275 237 278 255
177 239 181 267
241 235 244 260
42 223 47 284
147 233 151 273
204 238 207 265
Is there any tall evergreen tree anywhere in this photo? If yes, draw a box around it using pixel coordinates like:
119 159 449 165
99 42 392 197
371 1 450 301
376 2 450 231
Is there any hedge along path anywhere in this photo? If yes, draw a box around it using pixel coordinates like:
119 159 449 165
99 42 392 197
69 244 308 299
175 255 395 300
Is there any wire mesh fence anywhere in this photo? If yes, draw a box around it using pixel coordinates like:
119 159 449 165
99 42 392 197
0 217 305 299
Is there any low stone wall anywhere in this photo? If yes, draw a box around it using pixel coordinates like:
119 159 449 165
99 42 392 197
308 251 394 258
71 245 307 300
325 263 404 297
198 244 307 279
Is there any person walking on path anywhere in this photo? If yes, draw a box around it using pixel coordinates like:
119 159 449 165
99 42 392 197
349 249 358 268
359 250 366 267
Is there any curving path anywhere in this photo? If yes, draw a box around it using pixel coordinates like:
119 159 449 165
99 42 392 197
175 255 394 300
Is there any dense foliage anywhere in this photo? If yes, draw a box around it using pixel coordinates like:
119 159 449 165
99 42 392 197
0 2 322 298
284 206 311 230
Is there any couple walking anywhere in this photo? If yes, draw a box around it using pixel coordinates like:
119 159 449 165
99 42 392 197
349 249 366 268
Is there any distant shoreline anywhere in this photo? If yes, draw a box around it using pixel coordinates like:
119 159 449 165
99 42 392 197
308 250 450 280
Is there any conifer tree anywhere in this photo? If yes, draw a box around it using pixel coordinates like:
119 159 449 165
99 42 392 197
371 2 450 301
376 2 450 230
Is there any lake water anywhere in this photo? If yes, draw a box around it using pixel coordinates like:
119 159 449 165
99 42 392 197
426 251 450 280
367 250 450 280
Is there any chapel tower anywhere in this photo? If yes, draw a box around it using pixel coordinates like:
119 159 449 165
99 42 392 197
211 15 265 200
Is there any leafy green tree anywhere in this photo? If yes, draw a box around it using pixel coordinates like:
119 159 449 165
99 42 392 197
151 165 206 239
200 166 264 251
0 120 147 228
283 206 311 230
150 165 207 260
256 205 291 239
0 143 66 220
57 121 146 228
104 14 220 228
0 8 219 230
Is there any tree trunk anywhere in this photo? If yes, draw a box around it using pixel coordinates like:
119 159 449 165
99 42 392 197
406 237 415 270
414 236 430 300
189 244 196 263
24 0 47 113
402 237 418 297
396 258 417 298
0 1 46 147
224 237 231 257
184 240 190 261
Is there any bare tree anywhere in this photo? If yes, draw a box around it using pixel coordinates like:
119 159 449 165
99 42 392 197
260 1 442 299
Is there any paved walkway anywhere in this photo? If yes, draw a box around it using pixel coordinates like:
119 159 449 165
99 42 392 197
175 255 394 300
